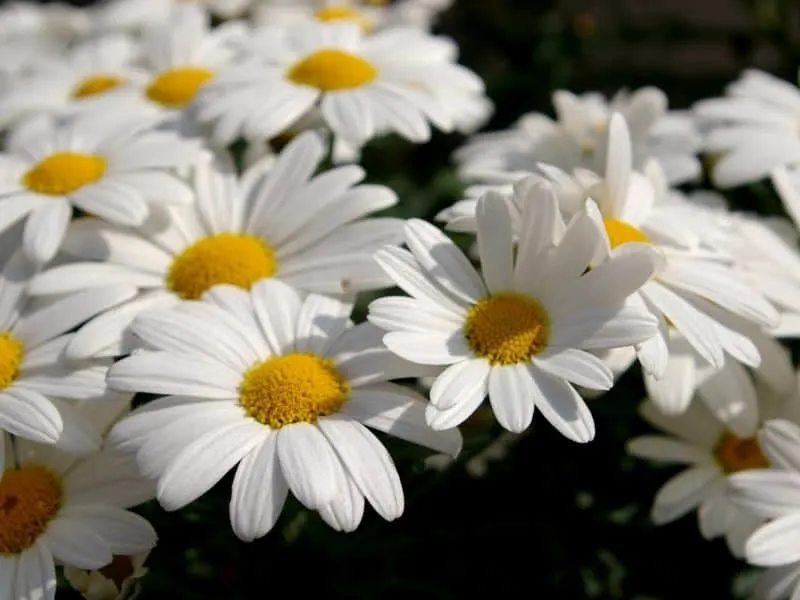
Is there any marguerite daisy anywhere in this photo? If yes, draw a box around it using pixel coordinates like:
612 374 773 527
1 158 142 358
107 278 461 539
627 377 795 557
367 182 662 439
195 21 485 152
0 431 157 600
28 131 403 360
0 107 204 264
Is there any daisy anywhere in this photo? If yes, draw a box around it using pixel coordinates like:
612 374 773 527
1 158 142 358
194 21 485 151
0 247 134 453
65 550 151 600
0 33 146 132
28 131 404 360
726 418 800 599
107 278 461 539
0 431 157 600
367 181 662 440
694 69 800 188
0 106 204 264
626 376 795 557
454 86 702 187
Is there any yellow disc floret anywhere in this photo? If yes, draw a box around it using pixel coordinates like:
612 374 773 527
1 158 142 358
239 352 350 429
22 152 106 196
0 332 23 390
0 465 62 555
166 233 278 301
71 74 127 99
602 218 650 250
464 291 550 365
145 67 214 108
286 49 378 92
714 432 769 474
314 5 372 30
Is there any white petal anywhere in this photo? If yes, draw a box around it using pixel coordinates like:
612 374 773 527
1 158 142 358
251 278 302 355
527 366 595 443
294 292 352 356
58 505 157 555
276 422 340 510
22 199 71 265
475 192 513 293
761 419 800 473
651 466 719 524
487 364 536 433
43 517 112 570
728 470 800 519
697 360 758 438
429 358 490 411
15 542 56 600
627 435 710 463
533 348 613 390
747 513 800 567
0 388 61 444
383 331 471 366
318 470 365 533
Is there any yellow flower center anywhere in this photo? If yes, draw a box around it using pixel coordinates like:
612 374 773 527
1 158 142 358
22 152 106 196
239 353 350 429
602 218 650 250
464 291 550 365
714 432 769 474
145 67 214 108
314 5 372 30
71 74 127 99
0 465 62 555
166 233 278 301
286 49 378 92
0 332 23 390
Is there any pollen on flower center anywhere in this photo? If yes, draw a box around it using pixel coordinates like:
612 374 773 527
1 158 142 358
145 67 215 108
166 233 278 301
286 49 378 92
71 74 126 99
714 432 769 474
239 352 350 429
22 152 106 196
603 218 650 250
0 332 23 390
0 465 62 555
464 291 550 365
314 5 372 30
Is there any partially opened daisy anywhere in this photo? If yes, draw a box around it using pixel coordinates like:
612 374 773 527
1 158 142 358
627 376 795 557
195 21 485 151
727 418 800 599
0 248 135 453
107 279 461 539
0 431 157 600
29 131 402 360
367 182 662 440
0 108 204 264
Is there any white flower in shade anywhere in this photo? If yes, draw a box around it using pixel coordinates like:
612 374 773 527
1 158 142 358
107 278 460 539
195 21 485 151
29 131 402 360
0 431 157 600
252 0 453 32
694 69 800 188
0 108 203 264
627 378 795 558
726 418 800 600
65 550 151 600
455 87 702 187
0 34 146 132
0 248 135 452
367 183 661 440
89 0 175 33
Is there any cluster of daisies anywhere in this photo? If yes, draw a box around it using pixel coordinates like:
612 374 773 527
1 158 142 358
3 0 800 598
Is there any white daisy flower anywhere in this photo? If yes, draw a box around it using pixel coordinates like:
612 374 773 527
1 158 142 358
0 247 134 453
89 0 176 34
694 69 800 188
0 431 157 600
0 33 146 132
627 376 794 557
727 418 800 599
0 107 204 264
455 86 702 187
28 131 403 360
107 278 460 539
195 21 485 151
367 182 662 440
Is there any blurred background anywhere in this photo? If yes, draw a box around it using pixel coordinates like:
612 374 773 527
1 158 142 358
11 0 800 597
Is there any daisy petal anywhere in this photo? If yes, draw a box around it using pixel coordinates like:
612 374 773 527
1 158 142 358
0 388 61 444
429 358 490 411
651 466 719 524
533 348 614 390
527 366 595 443
383 331 472 366
15 543 56 600
626 435 710 463
746 513 800 567
59 505 157 556
276 422 340 510
487 364 536 433
727 470 800 519
476 192 513 293
760 419 800 473
43 518 112 570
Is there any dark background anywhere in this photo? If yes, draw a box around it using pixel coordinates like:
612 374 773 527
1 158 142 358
14 0 800 597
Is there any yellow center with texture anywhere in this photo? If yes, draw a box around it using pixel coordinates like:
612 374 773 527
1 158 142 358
602 218 650 250
22 152 106 196
0 332 24 389
714 432 769 474
286 49 377 91
0 465 62 555
71 74 127 99
166 233 278 300
239 353 350 429
464 292 550 365
145 67 214 108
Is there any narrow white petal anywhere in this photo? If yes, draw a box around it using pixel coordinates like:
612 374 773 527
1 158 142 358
487 364 536 433
22 199 71 265
58 505 157 556
747 513 800 567
383 331 472 366
43 517 112 570
294 293 352 356
651 466 719 524
475 192 513 293
761 420 800 473
533 348 613 390
276 422 340 510
0 388 61 444
728 470 800 519
318 470 365 533
527 366 595 443
626 435 710 464
429 358 490 410
15 542 56 600
251 278 303 355
697 360 759 438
